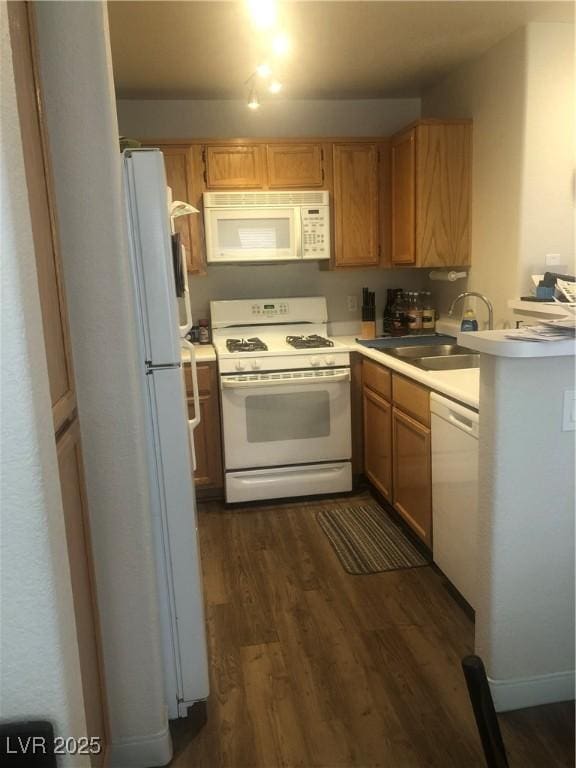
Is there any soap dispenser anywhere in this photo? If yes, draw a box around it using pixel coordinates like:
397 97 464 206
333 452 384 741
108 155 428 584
461 308 478 332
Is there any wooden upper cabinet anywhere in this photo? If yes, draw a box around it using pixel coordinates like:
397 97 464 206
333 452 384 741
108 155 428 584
416 122 471 267
391 129 416 265
157 145 206 275
266 144 324 188
205 144 265 189
333 143 380 267
9 0 76 433
391 121 472 268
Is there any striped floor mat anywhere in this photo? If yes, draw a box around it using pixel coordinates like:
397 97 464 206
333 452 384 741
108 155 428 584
317 501 429 575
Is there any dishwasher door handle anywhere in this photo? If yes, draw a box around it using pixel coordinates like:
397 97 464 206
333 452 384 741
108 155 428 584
448 410 479 437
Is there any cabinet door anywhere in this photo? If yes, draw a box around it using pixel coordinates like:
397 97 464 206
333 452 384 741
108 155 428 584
392 407 432 546
391 129 416 265
9 1 76 433
185 362 223 493
57 420 108 766
415 123 472 267
205 144 265 189
333 143 380 267
267 144 324 188
159 145 206 274
363 387 393 501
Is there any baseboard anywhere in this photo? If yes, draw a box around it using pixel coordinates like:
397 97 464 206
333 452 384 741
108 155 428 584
489 669 575 712
108 717 173 768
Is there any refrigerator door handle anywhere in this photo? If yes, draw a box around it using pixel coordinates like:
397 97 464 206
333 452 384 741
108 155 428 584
182 339 201 431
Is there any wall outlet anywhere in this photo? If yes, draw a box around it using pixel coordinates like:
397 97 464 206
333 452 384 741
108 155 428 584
545 253 561 266
347 295 358 312
562 390 576 432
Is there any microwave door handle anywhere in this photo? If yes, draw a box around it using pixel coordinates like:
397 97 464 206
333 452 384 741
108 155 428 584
295 207 303 260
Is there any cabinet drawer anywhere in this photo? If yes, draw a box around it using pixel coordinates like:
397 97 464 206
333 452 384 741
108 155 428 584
184 363 212 397
392 374 430 426
363 359 391 401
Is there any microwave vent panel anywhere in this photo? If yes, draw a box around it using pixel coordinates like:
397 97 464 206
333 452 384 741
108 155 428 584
203 190 329 208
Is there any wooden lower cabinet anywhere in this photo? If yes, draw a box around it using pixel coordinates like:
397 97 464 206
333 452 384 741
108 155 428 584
185 360 223 496
57 419 108 766
363 386 393 501
392 407 432 547
362 359 433 547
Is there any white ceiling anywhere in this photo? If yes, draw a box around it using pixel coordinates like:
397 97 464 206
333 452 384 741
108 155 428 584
108 1 574 100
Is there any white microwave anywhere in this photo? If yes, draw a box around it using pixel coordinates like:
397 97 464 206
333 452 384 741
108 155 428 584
203 190 330 264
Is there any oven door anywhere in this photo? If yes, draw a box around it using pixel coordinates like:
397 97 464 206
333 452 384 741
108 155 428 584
220 368 352 470
205 207 300 263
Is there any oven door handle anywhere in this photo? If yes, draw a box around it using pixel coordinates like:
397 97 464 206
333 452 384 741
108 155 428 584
221 370 351 389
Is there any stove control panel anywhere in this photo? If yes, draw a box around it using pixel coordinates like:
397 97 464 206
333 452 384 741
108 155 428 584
251 302 289 317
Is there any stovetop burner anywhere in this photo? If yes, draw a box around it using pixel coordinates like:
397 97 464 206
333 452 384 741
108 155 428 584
286 334 335 349
226 337 268 353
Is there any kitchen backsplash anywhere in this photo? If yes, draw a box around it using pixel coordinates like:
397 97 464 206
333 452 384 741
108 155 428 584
189 263 427 335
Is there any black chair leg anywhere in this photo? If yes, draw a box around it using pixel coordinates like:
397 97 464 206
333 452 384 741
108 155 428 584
462 654 509 768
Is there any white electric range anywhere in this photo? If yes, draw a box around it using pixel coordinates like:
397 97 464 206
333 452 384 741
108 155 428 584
210 297 352 503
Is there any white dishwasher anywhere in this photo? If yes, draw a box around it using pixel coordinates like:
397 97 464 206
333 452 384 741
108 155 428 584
430 393 479 608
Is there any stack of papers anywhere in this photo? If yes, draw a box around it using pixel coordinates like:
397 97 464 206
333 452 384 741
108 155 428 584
505 316 576 342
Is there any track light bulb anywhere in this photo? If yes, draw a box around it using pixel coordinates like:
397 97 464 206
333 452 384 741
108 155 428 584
247 88 260 110
272 33 290 57
268 80 282 94
247 0 276 30
256 63 272 78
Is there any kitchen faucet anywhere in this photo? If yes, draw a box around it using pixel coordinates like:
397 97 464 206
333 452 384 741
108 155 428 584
449 292 494 330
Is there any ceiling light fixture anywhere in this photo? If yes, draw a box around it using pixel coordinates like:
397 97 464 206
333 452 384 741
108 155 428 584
268 80 282 94
256 63 272 78
271 32 290 57
247 0 276 30
247 87 260 110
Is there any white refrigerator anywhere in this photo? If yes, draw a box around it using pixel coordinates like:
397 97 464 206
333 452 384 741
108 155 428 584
123 148 209 718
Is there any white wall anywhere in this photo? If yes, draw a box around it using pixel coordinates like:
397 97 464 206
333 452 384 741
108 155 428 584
189 263 426 335
422 23 575 328
34 3 170 765
118 97 425 329
518 23 575 288
117 97 421 139
0 6 89 764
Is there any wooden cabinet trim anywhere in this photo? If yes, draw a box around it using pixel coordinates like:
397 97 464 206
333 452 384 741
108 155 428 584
9 1 77 433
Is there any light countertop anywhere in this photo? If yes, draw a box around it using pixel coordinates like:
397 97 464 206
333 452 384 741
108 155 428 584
457 329 576 358
181 343 217 363
334 336 480 410
180 338 479 409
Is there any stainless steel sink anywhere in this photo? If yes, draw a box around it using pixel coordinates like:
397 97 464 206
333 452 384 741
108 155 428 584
383 344 477 360
412 354 480 371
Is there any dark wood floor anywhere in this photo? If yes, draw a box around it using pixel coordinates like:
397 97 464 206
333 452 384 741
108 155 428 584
171 492 575 768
